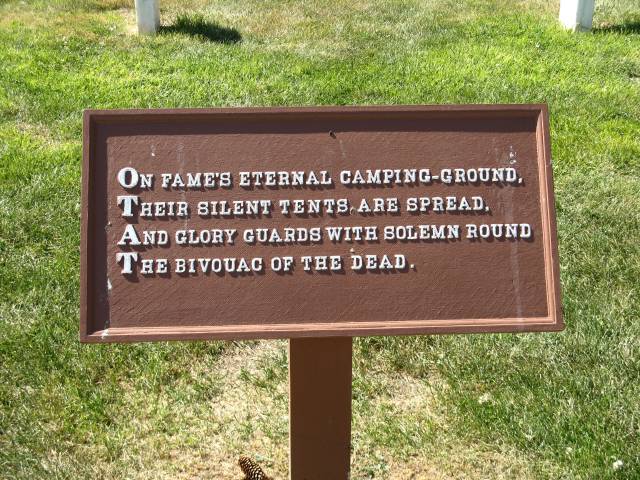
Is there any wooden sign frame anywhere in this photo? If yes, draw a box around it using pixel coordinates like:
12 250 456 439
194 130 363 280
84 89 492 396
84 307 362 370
80 104 563 343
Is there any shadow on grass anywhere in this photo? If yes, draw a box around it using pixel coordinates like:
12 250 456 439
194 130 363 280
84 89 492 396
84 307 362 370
160 13 241 44
593 19 640 34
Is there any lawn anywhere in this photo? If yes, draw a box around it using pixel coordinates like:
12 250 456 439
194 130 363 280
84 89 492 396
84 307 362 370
0 0 639 478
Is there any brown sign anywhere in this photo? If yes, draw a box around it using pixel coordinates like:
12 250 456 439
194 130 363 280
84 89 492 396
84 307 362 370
80 105 562 342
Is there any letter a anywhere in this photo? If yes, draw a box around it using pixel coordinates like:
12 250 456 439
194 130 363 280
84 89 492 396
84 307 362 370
118 224 141 246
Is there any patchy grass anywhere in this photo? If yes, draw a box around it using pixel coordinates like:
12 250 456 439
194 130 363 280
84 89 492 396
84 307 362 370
1 0 639 478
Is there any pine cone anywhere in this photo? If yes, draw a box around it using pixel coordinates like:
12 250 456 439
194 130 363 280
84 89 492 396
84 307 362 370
238 456 272 480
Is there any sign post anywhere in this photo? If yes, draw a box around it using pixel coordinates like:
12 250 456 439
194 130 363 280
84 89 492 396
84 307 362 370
134 0 160 35
559 0 595 31
81 105 562 478
289 338 352 479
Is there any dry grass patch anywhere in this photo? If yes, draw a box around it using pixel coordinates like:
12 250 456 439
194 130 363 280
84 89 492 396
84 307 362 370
123 341 290 479
151 0 539 58
61 342 549 479
383 445 544 480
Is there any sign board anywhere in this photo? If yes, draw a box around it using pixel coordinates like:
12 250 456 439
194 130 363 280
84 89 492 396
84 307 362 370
80 105 562 342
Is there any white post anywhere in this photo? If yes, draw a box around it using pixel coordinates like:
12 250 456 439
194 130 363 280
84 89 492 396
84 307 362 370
559 0 595 31
135 0 160 35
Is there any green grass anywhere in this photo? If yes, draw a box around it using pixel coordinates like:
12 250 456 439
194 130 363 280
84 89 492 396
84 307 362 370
1 0 639 478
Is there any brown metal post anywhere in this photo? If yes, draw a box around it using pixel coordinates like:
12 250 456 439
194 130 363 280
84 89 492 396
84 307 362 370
289 337 352 480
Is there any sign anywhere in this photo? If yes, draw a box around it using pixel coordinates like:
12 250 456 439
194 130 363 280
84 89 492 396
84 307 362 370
80 105 562 342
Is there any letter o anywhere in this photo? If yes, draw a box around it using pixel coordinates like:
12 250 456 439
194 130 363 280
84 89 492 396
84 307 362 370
117 167 139 189
271 257 283 271
200 230 211 245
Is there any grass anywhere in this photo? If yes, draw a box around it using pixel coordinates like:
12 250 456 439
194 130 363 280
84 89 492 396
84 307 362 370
0 0 639 478
159 13 241 43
